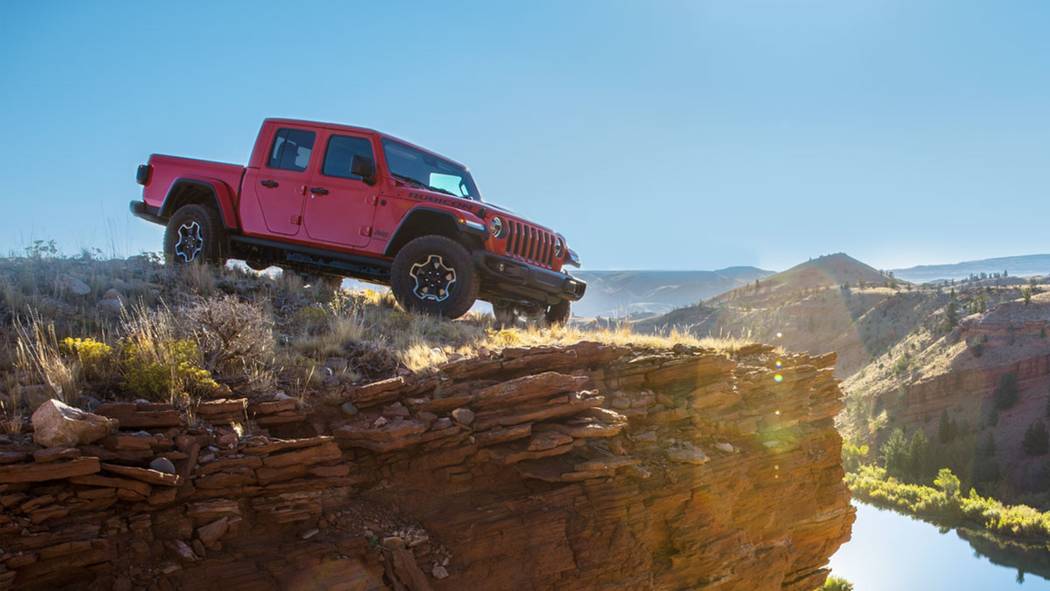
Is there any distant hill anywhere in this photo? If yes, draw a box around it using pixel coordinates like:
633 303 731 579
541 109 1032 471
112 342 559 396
572 267 774 318
638 253 925 375
892 254 1050 284
709 253 891 303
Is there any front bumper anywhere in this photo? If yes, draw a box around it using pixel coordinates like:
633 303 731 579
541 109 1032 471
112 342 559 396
474 252 587 304
129 200 165 225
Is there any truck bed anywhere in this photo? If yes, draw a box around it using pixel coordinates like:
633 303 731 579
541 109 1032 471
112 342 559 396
141 154 245 210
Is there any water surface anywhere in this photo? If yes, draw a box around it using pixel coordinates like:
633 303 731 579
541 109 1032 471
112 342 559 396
829 502 1050 590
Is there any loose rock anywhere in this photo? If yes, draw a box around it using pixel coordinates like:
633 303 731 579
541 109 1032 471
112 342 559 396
31 399 118 448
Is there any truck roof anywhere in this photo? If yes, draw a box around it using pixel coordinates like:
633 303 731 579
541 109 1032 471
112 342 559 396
263 118 469 169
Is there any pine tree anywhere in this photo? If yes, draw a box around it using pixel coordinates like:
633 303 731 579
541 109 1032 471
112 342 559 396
906 430 930 481
880 428 909 478
937 410 956 444
994 373 1020 410
1023 421 1049 456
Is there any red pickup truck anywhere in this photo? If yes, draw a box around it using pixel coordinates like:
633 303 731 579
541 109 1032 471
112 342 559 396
131 118 585 322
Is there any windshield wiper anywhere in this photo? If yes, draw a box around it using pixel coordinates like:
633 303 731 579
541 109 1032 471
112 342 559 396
392 173 429 189
424 185 458 197
392 173 462 198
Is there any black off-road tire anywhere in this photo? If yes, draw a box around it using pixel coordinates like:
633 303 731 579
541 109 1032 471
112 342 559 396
164 204 227 265
391 236 478 319
545 300 571 326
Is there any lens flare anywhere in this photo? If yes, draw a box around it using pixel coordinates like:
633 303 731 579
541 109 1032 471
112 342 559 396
775 359 783 369
773 373 784 383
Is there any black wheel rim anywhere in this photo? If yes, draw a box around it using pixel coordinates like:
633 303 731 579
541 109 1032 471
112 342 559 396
175 221 204 262
409 254 457 302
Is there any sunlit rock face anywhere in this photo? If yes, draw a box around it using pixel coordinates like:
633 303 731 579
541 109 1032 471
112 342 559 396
0 343 852 590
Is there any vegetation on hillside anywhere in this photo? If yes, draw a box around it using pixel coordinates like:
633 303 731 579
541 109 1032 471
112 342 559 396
818 576 853 591
847 465 1050 544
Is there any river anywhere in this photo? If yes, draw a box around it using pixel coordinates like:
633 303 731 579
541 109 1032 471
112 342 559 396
828 502 1050 590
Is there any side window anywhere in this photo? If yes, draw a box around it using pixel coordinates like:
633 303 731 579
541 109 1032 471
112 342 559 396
268 128 316 172
322 135 375 180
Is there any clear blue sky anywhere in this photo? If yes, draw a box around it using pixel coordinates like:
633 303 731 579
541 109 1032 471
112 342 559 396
2 1 1049 271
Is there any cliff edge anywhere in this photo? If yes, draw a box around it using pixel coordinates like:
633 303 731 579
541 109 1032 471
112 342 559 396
0 341 851 590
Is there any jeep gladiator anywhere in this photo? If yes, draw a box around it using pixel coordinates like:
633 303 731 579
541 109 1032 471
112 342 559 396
130 118 585 322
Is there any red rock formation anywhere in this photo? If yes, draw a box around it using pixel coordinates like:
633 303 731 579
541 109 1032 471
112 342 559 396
0 343 852 590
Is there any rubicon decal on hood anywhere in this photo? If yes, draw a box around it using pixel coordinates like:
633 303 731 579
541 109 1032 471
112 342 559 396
408 191 485 216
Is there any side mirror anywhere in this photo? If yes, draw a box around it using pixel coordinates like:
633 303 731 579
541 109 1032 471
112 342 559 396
351 155 376 185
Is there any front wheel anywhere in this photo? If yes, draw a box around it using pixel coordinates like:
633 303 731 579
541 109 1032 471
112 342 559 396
390 236 478 319
164 204 226 265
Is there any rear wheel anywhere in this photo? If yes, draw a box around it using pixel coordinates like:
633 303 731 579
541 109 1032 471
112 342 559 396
391 236 478 319
164 204 226 265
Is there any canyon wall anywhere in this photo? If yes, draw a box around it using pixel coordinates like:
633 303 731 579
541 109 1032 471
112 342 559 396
0 342 852 591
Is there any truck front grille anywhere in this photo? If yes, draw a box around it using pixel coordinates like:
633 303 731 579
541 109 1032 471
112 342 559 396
505 221 555 268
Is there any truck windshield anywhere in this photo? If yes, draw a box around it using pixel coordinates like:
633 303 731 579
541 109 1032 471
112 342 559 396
381 139 481 201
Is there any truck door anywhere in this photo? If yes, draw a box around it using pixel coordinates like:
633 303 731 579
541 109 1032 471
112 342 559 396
302 132 378 249
243 126 316 236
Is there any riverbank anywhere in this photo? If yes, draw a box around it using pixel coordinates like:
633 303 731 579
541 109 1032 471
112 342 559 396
846 464 1050 544
830 502 1050 589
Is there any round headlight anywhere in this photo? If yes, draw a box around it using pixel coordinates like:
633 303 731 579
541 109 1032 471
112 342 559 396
553 237 564 257
489 216 504 238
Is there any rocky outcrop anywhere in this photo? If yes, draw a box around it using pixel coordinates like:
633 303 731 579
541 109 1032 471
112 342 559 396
0 342 852 591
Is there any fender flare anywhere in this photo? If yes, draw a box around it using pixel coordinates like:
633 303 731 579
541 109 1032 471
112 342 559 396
160 177 239 229
384 206 487 257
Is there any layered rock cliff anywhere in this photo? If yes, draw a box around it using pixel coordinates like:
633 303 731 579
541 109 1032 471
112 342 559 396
0 342 852 591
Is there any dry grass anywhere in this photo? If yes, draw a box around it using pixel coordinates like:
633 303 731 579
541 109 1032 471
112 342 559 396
14 314 80 402
0 254 747 413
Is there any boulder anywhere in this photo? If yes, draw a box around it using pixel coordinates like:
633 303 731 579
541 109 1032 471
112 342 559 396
451 407 475 426
32 399 118 448
58 275 91 296
97 295 124 316
150 457 177 474
666 443 709 465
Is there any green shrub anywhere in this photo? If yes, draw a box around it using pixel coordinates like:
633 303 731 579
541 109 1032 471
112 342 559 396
60 337 115 385
848 464 1050 543
934 467 961 499
820 576 853 591
120 338 220 401
841 441 869 473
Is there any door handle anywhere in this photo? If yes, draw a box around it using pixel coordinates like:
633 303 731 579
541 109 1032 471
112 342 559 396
309 187 329 195
260 179 279 188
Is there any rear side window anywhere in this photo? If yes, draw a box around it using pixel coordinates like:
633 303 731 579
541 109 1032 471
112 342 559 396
322 135 375 180
268 128 315 172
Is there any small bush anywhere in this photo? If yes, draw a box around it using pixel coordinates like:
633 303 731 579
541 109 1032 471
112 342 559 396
60 337 115 386
121 338 221 401
841 441 869 473
181 295 275 391
120 305 221 401
821 576 854 591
